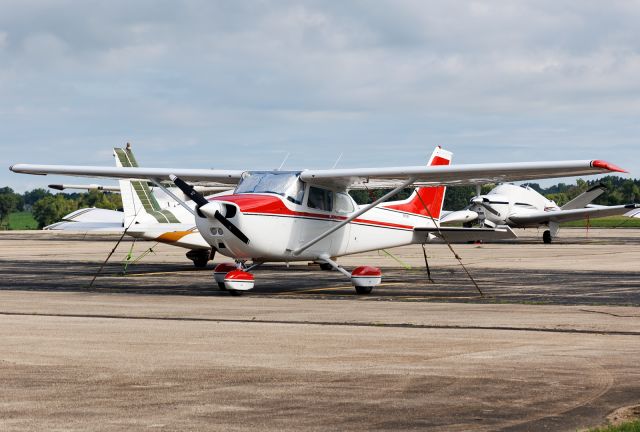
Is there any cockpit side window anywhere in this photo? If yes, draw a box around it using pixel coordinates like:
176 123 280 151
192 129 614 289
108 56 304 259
307 186 333 212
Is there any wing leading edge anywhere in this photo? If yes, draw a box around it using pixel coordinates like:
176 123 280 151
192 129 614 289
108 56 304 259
10 159 625 189
509 204 640 225
9 164 245 185
300 159 627 189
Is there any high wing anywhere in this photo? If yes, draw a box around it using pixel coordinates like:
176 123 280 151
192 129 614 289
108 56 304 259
300 160 626 189
413 226 517 243
9 164 245 185
10 159 625 189
509 204 640 225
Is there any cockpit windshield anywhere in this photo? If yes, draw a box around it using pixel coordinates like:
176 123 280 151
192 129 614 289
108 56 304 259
235 171 305 205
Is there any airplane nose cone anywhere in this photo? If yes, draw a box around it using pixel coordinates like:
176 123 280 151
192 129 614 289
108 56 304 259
198 201 225 219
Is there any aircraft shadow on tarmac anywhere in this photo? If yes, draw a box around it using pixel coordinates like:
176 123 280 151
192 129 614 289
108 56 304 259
1 261 639 306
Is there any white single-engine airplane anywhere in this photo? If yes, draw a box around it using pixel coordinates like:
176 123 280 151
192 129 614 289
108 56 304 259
10 147 626 294
46 145 232 267
441 183 640 243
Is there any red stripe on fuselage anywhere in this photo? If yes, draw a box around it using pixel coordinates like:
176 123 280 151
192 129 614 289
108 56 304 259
208 194 415 230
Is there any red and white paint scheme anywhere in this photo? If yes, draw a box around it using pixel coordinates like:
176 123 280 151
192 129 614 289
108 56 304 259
214 262 238 288
223 269 255 291
11 146 627 295
350 266 382 294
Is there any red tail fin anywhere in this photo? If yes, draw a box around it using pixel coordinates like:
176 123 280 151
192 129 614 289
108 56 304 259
382 146 452 219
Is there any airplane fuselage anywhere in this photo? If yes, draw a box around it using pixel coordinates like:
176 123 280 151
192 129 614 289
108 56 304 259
475 184 559 228
198 189 436 262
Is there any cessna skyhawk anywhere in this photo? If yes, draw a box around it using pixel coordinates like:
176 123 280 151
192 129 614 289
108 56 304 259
10 147 626 294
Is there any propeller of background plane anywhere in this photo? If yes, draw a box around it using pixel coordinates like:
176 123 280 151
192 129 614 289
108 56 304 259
170 175 250 244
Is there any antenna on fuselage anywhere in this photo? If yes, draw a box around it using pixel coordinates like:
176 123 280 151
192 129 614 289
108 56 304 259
276 153 290 171
332 153 343 169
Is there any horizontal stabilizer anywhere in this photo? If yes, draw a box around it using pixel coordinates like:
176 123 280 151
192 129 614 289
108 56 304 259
440 209 479 224
412 225 517 243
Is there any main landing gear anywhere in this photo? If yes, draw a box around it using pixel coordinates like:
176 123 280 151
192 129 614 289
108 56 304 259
319 256 382 295
212 259 383 296
186 249 215 268
542 222 559 244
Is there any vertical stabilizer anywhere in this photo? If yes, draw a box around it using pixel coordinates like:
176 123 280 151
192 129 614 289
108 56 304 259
114 145 179 225
382 146 453 219
561 183 607 210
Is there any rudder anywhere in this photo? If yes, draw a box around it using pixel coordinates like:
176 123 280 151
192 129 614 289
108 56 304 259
382 146 452 219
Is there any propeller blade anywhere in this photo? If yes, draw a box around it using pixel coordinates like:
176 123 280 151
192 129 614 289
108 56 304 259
170 174 209 207
472 197 501 217
170 175 250 245
213 211 250 244
479 200 501 216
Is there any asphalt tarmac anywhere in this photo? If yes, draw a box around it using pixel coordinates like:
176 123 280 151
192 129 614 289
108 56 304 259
1 229 639 431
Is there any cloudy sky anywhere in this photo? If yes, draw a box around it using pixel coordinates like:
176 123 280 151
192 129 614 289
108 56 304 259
1 0 639 191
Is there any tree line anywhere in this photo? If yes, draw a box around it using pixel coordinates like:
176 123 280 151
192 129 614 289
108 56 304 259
0 188 122 229
1 175 639 229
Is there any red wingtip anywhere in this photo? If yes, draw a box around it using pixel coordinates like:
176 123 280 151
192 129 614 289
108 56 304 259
591 160 628 173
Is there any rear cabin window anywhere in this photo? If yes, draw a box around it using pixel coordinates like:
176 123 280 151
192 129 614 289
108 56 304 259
335 192 355 214
307 186 333 212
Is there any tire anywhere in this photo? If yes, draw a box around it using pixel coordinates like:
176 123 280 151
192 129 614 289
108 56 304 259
192 257 208 268
543 230 552 244
217 282 227 291
228 289 242 296
319 263 333 271
355 286 373 295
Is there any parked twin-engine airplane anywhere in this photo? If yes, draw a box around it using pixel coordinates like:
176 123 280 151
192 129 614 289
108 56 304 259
10 148 626 294
441 183 640 243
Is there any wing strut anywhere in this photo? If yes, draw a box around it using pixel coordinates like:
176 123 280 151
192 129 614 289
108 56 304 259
291 177 415 256
150 178 197 217
415 192 483 297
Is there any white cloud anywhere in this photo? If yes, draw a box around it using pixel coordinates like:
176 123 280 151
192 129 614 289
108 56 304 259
1 0 639 191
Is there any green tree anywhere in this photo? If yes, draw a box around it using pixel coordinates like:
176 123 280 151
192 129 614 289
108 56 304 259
31 195 78 228
0 187 21 227
23 188 51 208
78 191 122 210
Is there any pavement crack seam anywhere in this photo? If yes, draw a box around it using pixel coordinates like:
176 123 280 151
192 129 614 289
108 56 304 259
578 309 640 318
1 311 639 336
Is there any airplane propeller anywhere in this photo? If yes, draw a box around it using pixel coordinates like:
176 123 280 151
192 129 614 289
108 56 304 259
471 197 501 217
170 175 250 244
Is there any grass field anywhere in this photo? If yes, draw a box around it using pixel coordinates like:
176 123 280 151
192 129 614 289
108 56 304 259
3 211 38 230
589 420 640 432
561 215 640 228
